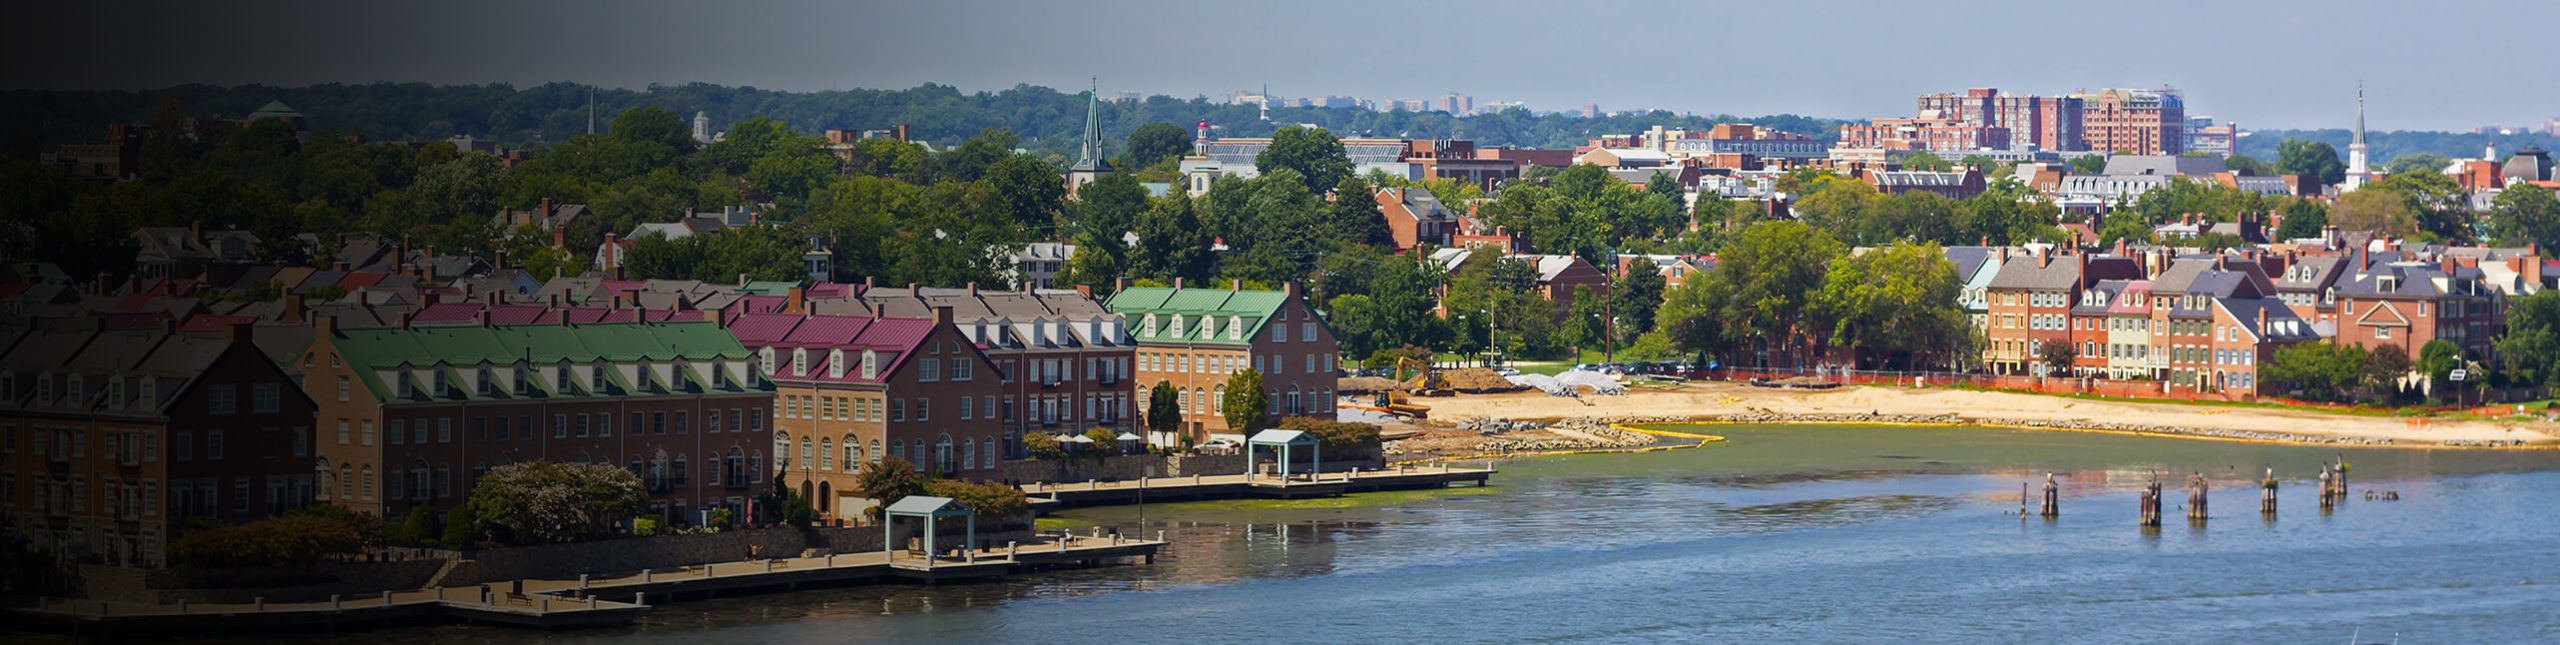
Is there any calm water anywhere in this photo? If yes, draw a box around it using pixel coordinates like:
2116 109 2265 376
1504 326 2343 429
237 425 2560 643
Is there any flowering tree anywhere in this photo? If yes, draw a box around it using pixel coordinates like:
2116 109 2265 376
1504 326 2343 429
464 461 646 544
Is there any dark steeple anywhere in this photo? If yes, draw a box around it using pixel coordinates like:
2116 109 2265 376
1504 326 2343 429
1072 77 1110 174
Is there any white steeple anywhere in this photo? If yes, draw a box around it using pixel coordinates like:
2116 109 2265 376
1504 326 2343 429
2344 81 2371 191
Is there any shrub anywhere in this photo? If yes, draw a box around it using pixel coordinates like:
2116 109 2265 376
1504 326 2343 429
707 508 734 531
169 516 361 568
924 479 1030 522
1280 416 1383 452
633 515 662 537
439 504 480 547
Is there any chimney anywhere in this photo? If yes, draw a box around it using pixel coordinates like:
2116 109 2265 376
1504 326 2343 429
702 308 723 326
1284 282 1302 299
315 314 337 338
907 282 920 298
227 321 254 347
540 197 556 220
548 293 561 308
399 311 414 329
2037 248 2051 269
933 305 954 325
332 260 350 272
785 287 806 314
1114 277 1132 292
2256 306 2268 335
739 273 751 288
2442 256 2457 275
281 293 306 324
1230 279 1243 292
474 307 491 327
190 220 204 246
1075 283 1094 298
1173 277 1186 291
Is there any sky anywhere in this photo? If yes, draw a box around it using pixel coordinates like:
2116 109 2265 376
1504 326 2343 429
9 0 2556 132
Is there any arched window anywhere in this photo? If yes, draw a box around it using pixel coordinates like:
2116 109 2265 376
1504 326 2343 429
673 453 688 487
828 349 845 378
335 463 350 500
799 436 813 469
819 437 834 470
982 438 997 470
962 438 976 471
792 348 808 375
1287 385 1302 415
773 432 792 470
891 440 905 466
843 434 858 468
935 434 953 473
861 350 879 379
1213 385 1226 413
760 347 776 376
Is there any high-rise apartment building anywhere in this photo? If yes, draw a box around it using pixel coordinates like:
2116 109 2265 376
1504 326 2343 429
1912 88 2085 152
2076 88 2186 155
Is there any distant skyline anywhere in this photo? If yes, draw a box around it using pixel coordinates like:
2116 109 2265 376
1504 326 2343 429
10 0 2557 132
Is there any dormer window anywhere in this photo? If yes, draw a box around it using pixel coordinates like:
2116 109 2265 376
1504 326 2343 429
433 366 450 397
827 349 845 378
478 364 496 395
711 360 729 388
396 369 414 398
862 350 880 379
793 348 808 375
1170 314 1185 336
138 378 154 406
514 362 530 394
1229 315 1244 340
556 361 572 392
1143 314 1158 336
108 379 123 409
760 347 776 376
592 360 609 390
35 373 50 402
65 374 82 405
1 372 13 400
637 359 654 390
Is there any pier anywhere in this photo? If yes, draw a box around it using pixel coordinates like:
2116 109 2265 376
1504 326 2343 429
1021 463 1495 508
9 534 1163 636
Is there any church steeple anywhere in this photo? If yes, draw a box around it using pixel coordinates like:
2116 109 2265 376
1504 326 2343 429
1072 77 1110 174
2345 81 2371 191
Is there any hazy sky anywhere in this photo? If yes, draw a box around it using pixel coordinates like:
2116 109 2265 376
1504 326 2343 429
11 0 2556 131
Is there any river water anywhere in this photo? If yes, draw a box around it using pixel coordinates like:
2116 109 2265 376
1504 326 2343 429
286 424 2560 643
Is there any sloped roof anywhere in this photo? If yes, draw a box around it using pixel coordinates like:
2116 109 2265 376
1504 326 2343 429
320 320 755 401
1104 286 1295 346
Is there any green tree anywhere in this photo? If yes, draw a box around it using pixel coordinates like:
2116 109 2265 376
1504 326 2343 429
2487 184 2560 248
1645 171 1686 216
1256 125 1352 194
1322 177 1392 247
2330 189 2418 235
610 105 697 154
463 460 646 545
2497 290 2560 388
1561 284 1611 356
139 97 197 181
2273 197 2331 241
2277 138 2346 185
1056 172 1148 289
2263 341 2370 402
1125 122 1193 170
983 153 1069 231
1900 150 1952 172
2367 170 2473 242
2039 340 2078 376
1130 191 1216 282
2224 153 2277 176
1658 220 1843 368
2189 231 2250 253
854 455 932 518
1611 257 1668 341
2068 155 2108 174
1221 368 1270 436
1816 241 1968 370
2097 212 2156 247
1146 380 1182 440
2385 153 2450 176
2416 339 2464 398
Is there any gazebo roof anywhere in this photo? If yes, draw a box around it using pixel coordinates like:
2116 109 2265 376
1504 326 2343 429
1248 429 1316 446
1114 432 1141 441
882 495 973 518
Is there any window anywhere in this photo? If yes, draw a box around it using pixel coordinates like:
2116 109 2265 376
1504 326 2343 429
891 399 906 422
729 408 742 432
653 411 667 435
575 414 591 437
411 419 426 444
707 409 721 433
207 386 237 415
951 358 971 381
553 414 568 438
516 416 532 440
918 358 939 382
961 396 974 420
473 417 488 442
598 413 612 437
362 421 374 445
1303 322 1317 342
2375 327 2390 339
437 418 451 443
208 431 225 460
916 399 930 421
176 432 193 461
675 411 688 435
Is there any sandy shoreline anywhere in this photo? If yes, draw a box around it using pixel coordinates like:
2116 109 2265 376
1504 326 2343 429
1402 381 2560 448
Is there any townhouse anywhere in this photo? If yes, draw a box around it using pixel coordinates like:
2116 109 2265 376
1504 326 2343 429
1 323 316 567
726 306 1003 520
1105 281 1340 445
2332 257 2500 362
1982 249 2143 375
847 283 1132 461
298 315 771 527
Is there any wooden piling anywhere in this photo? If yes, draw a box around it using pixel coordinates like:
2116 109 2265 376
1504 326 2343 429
2039 473 2059 518
2186 472 2209 522
2260 468 2277 516
2139 473 2163 527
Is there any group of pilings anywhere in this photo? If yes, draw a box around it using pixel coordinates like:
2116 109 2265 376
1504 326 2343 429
2027 462 2354 528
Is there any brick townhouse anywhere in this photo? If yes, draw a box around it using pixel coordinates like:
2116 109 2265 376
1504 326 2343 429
1 323 316 567
1105 281 1340 446
298 315 771 528
845 283 1132 461
726 306 1002 520
1982 249 2143 375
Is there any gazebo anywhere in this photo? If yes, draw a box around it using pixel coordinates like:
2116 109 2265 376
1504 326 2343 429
882 495 975 567
1244 429 1320 484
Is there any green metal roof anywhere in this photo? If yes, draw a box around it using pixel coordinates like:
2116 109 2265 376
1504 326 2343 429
736 280 802 296
320 320 760 402
1104 286 1293 346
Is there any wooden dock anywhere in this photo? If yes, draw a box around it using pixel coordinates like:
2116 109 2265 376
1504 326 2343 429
9 534 1164 636
1023 463 1495 508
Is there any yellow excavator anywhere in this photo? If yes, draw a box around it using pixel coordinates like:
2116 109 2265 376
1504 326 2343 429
1381 357 1447 419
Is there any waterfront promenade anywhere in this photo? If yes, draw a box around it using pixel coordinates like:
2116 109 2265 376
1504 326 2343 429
1021 463 1496 508
9 533 1163 636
